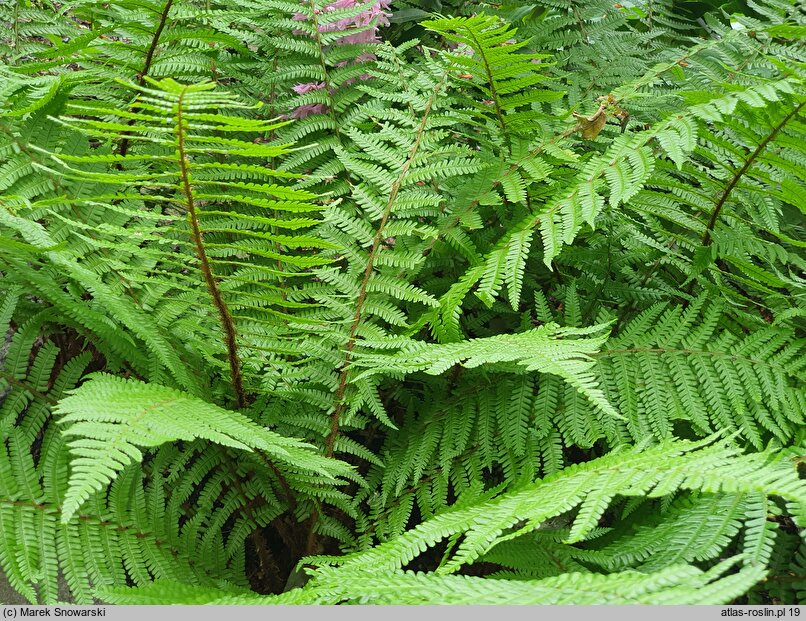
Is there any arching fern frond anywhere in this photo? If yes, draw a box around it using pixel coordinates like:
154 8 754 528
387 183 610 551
99 560 766 605
0 307 238 603
54 374 352 522
354 322 618 418
332 436 806 573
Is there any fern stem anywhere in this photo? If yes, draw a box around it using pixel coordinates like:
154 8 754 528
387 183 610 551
0 371 56 405
700 101 804 249
323 85 441 458
117 0 175 159
11 0 20 62
214 449 287 591
408 126 566 279
174 89 298 530
684 100 804 298
572 6 590 46
137 0 175 86
467 28 507 137
595 346 794 372
255 451 297 511
174 86 247 409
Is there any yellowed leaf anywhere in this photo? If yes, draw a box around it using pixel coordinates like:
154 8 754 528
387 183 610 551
572 104 607 140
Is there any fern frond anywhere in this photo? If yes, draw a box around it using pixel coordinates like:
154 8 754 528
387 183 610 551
101 560 766 604
354 322 618 418
596 299 805 446
336 436 806 573
54 374 352 522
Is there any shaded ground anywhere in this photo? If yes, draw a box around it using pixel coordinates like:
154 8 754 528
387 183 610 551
0 567 73 604
0 570 30 604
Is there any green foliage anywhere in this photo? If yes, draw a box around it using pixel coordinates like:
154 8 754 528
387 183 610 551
100 436 805 604
101 562 767 605
0 0 804 606
354 322 619 417
334 437 806 571
54 374 351 522
423 14 559 140
597 299 806 446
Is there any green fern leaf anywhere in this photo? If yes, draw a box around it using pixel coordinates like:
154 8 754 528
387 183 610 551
54 375 352 522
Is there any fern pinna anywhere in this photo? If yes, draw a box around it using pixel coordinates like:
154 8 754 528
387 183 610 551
0 0 805 605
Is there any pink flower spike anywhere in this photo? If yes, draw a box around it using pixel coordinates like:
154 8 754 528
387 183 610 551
326 0 358 9
293 82 326 94
289 0 391 118
291 103 329 118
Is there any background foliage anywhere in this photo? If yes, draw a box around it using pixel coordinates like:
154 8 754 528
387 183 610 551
0 0 804 605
